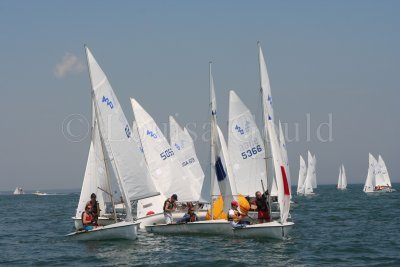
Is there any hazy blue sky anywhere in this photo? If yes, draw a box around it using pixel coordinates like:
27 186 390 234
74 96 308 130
0 1 399 191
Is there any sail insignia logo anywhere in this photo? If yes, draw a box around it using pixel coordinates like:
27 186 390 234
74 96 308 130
146 130 157 139
102 96 114 109
267 95 272 105
174 143 183 150
235 125 245 135
125 125 131 138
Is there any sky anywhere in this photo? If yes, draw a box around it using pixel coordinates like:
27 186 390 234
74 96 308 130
0 1 399 192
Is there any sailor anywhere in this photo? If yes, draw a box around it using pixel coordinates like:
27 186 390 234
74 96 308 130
163 194 178 224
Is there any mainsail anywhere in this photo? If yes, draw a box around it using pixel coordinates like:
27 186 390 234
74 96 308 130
85 46 159 219
363 153 376 192
259 42 290 223
297 155 307 194
130 98 197 202
169 115 205 201
228 90 267 197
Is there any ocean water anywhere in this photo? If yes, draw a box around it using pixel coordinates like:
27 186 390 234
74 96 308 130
0 184 399 266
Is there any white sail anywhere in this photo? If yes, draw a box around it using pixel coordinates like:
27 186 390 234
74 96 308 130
75 116 109 218
374 156 386 187
209 63 236 211
377 155 391 187
209 63 221 199
130 98 197 202
169 115 205 201
215 125 238 212
304 151 314 195
259 42 290 223
228 90 267 196
279 120 291 196
363 153 376 192
337 166 342 189
311 154 317 188
341 165 347 189
297 155 307 194
85 47 159 219
13 187 24 195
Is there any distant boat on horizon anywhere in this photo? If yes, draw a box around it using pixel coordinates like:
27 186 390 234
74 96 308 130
32 191 48 196
13 187 25 195
363 154 395 193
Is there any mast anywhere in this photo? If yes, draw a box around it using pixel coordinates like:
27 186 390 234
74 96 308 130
258 42 272 219
258 42 291 224
209 61 216 219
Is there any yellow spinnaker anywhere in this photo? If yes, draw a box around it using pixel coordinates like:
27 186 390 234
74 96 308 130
238 194 250 216
206 195 228 220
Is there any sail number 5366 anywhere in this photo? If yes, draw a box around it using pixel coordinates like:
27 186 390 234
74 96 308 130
241 145 263 159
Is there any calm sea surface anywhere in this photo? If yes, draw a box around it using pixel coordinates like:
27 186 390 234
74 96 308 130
0 184 399 266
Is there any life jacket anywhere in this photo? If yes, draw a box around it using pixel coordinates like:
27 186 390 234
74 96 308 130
90 201 99 215
82 211 94 226
255 196 269 212
189 214 197 222
163 199 174 212
228 209 241 222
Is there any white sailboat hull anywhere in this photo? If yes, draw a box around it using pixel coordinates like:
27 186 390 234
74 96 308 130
233 221 294 239
72 216 117 230
146 220 293 240
66 221 138 241
137 210 207 229
365 187 396 193
145 219 233 235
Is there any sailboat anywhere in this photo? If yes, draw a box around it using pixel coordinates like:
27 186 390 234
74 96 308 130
227 90 281 220
129 98 207 228
337 165 347 190
363 154 395 193
297 155 307 195
71 101 116 230
231 42 293 238
66 46 160 241
145 62 236 235
13 187 24 195
303 151 315 195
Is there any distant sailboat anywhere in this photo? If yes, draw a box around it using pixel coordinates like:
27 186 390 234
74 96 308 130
297 155 307 195
363 154 395 193
13 187 24 195
337 165 347 190
304 151 315 195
